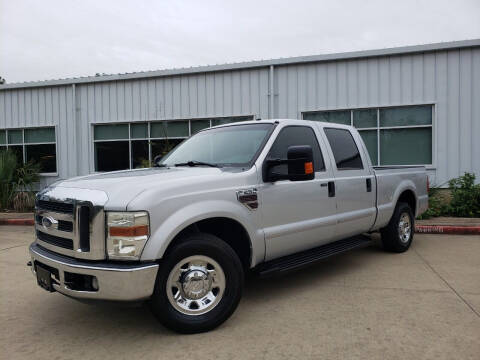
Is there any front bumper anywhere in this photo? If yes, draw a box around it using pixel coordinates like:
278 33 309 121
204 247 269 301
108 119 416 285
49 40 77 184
29 243 159 301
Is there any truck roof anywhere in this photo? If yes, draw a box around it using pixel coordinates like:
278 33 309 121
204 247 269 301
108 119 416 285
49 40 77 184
210 118 354 130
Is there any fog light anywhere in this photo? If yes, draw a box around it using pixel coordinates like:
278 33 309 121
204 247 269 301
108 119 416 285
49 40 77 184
92 276 99 291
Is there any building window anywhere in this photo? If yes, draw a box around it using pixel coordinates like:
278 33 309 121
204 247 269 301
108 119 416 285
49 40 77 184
303 105 433 166
0 127 57 173
93 116 254 172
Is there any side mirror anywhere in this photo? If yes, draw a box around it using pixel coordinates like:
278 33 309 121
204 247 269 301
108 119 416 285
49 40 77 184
264 145 315 182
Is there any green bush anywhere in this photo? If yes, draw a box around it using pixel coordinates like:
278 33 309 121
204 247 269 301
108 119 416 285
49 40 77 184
0 149 40 211
0 150 18 209
418 172 480 219
447 172 480 218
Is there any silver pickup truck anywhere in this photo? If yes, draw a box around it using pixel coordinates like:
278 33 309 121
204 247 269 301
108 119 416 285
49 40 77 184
29 119 428 333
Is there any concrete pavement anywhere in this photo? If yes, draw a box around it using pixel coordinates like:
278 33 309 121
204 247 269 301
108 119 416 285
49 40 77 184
1 226 479 360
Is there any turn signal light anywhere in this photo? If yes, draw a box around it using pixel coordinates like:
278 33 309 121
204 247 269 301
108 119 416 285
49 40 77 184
109 225 149 237
304 161 313 174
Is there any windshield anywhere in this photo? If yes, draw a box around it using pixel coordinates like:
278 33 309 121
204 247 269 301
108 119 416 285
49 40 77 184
160 123 273 167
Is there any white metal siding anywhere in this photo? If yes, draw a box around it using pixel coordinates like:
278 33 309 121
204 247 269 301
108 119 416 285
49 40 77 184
1 46 479 187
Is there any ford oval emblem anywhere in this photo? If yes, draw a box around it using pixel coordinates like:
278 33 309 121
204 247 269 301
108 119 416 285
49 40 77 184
42 216 58 230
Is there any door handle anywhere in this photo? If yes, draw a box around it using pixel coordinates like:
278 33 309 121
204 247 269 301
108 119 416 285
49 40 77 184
328 181 335 197
320 183 328 187
366 178 372 192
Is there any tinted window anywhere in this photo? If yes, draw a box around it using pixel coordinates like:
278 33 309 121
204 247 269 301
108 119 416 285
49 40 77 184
267 126 325 174
324 128 363 170
25 144 57 172
95 141 129 171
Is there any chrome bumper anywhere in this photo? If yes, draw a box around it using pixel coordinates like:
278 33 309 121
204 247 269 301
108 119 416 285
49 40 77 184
29 243 159 301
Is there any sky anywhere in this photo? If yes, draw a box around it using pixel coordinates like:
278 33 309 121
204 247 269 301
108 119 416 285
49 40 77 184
1 0 479 83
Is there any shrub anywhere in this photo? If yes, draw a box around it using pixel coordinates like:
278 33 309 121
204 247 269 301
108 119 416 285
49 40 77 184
0 149 18 209
448 172 480 218
0 149 40 211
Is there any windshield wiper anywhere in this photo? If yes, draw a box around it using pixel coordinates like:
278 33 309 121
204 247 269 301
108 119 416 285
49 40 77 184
174 160 221 168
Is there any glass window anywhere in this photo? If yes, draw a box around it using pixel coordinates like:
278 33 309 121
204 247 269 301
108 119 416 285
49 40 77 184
93 116 254 171
151 139 184 161
131 123 148 139
358 130 378 166
353 109 377 128
25 144 57 172
191 120 210 134
303 105 432 166
304 110 351 125
131 140 149 168
8 129 23 144
161 124 272 167
267 126 325 174
1 127 57 173
324 128 363 170
9 145 24 165
211 116 251 126
94 124 128 140
380 105 432 127
151 121 189 138
25 128 55 143
380 128 432 165
94 141 129 171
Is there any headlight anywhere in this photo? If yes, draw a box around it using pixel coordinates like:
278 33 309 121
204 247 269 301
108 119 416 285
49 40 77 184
106 211 149 260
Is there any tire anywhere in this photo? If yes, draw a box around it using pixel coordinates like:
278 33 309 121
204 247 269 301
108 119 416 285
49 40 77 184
150 233 244 333
381 202 414 253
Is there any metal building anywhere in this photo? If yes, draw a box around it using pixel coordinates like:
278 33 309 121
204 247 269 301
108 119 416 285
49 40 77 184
1 39 479 188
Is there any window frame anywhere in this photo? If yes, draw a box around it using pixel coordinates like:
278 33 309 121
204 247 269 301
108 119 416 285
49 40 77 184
91 115 255 172
265 125 326 174
302 103 435 168
323 127 364 171
0 125 58 176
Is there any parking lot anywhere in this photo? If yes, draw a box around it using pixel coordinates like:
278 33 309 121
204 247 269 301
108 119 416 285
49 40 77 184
1 225 479 360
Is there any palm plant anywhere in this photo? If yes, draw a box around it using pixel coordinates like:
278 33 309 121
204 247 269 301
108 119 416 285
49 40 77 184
0 149 18 209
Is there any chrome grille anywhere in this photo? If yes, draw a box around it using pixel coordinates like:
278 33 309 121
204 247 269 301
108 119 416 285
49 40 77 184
34 188 107 260
36 230 74 249
36 199 74 214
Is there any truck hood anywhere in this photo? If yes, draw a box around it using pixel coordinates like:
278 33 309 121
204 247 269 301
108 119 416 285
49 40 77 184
53 167 227 210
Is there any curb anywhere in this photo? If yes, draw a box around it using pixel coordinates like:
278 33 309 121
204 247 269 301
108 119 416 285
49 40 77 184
415 225 480 235
0 219 34 226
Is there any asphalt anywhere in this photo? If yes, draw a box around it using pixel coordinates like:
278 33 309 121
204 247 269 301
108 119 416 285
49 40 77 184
1 226 479 360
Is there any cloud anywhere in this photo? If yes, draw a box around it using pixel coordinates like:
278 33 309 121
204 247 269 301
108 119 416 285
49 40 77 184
1 0 479 83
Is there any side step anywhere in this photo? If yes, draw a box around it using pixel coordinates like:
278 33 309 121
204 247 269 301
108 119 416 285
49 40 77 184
257 235 374 277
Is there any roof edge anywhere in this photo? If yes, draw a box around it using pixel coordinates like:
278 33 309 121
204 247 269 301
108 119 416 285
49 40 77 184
1 38 479 90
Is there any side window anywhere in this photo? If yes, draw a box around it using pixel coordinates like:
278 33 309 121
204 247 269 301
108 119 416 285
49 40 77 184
267 126 325 174
324 128 363 170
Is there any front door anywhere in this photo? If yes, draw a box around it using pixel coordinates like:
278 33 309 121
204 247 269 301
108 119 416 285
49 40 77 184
260 125 337 261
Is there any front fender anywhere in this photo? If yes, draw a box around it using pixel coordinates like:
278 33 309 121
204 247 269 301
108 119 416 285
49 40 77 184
140 200 265 267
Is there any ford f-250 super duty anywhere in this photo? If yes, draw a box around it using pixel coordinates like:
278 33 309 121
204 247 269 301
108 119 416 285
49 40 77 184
29 119 428 333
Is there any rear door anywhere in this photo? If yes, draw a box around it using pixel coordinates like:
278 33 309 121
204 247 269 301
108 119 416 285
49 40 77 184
319 125 377 239
260 125 337 261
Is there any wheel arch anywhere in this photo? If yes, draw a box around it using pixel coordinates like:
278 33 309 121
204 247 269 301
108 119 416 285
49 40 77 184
140 200 264 268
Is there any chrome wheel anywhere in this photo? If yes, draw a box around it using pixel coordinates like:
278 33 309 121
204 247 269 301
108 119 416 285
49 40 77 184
398 212 412 243
166 255 226 315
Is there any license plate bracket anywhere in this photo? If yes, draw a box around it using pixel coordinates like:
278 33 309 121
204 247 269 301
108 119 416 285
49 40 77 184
36 264 55 292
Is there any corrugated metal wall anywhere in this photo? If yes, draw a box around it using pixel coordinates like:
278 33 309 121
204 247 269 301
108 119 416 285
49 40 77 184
1 46 479 187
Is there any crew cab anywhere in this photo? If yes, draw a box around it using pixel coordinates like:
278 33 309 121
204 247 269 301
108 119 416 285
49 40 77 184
29 119 428 333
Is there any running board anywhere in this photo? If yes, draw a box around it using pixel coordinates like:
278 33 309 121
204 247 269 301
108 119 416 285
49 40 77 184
257 235 374 277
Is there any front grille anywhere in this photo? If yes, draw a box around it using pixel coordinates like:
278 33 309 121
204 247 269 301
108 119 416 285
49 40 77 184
37 200 74 214
37 230 74 250
36 215 73 232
